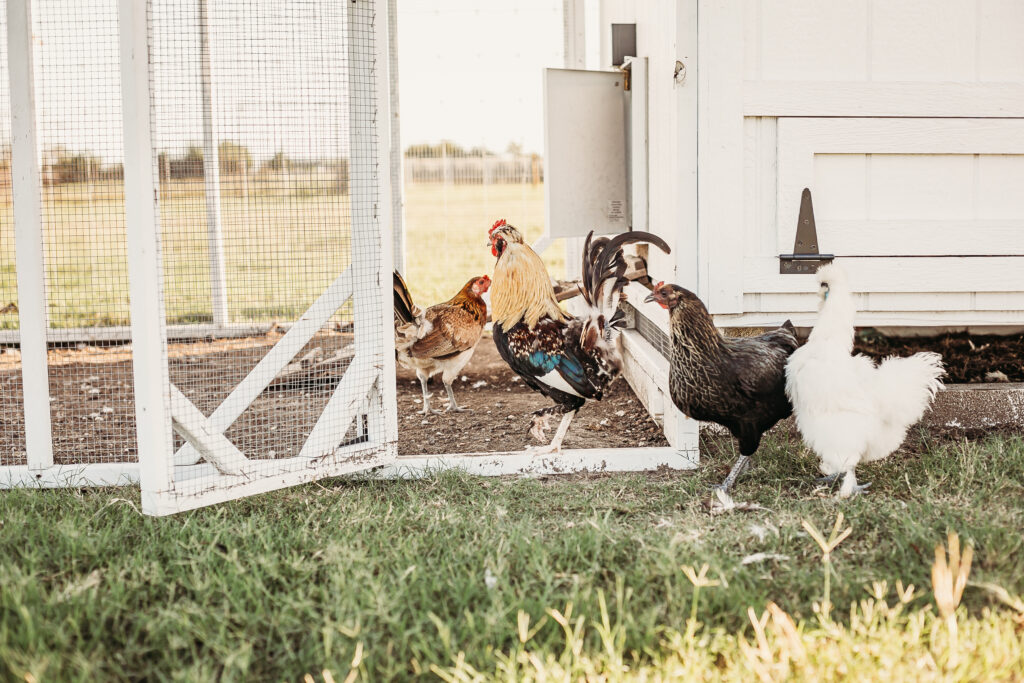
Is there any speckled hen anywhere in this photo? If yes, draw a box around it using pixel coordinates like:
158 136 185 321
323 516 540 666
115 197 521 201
646 283 799 493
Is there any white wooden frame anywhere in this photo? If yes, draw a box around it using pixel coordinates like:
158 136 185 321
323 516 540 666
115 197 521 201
2 0 699 502
7 0 53 472
118 0 397 515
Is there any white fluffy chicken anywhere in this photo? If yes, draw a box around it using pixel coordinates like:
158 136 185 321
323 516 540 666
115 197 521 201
785 264 945 498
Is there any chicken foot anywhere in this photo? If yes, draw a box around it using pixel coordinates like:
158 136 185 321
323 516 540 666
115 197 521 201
526 409 576 455
816 471 871 497
715 454 752 493
443 382 472 413
838 471 871 498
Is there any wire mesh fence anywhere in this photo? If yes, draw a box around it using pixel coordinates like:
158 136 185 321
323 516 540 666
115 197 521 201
1 0 392 505
150 0 380 499
0 0 25 466
396 0 566 308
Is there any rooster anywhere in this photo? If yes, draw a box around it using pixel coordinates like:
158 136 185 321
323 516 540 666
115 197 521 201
393 271 491 415
645 283 799 494
487 219 669 454
785 264 944 498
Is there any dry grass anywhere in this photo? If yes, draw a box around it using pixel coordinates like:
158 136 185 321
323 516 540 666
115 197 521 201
0 181 558 329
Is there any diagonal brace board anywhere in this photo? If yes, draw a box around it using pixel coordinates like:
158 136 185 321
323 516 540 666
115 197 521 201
174 268 354 466
169 384 249 476
298 364 378 459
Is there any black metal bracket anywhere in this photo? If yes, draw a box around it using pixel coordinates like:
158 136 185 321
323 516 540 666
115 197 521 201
779 188 834 274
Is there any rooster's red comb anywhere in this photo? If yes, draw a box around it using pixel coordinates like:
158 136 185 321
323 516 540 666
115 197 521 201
489 218 507 235
655 281 665 290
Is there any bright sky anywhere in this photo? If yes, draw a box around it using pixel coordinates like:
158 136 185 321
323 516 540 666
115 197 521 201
396 0 564 155
0 0 568 161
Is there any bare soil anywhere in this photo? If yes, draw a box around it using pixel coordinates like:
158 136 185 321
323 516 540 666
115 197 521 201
853 331 1024 383
0 331 666 466
395 334 668 455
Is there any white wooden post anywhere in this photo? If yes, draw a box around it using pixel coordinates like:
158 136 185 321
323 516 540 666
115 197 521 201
386 0 405 274
119 0 175 508
198 0 229 328
7 0 54 469
347 0 397 454
563 0 586 69
562 0 586 280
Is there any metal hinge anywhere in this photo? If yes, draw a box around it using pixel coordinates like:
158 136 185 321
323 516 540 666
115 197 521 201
779 188 834 274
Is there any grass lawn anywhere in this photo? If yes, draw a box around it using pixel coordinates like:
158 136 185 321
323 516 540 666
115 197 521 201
0 181 555 329
2 430 1023 681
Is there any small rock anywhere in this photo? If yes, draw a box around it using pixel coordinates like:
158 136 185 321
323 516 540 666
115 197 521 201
615 410 625 417
471 380 487 389
985 370 1010 382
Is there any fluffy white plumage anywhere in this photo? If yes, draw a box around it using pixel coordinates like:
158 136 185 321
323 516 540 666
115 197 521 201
785 264 945 497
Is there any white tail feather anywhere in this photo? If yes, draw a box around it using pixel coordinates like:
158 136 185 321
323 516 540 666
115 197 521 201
872 351 945 428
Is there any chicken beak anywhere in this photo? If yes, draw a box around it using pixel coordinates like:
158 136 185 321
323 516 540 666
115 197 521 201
644 293 658 304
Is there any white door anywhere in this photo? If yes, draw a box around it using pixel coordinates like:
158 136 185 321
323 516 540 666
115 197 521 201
697 0 1024 328
122 0 398 516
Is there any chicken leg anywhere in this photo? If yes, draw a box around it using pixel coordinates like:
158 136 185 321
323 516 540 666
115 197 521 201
715 454 751 492
417 372 440 416
443 381 471 413
526 409 576 455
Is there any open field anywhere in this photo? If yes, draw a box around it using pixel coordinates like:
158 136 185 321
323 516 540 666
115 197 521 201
0 182 554 329
2 429 1023 680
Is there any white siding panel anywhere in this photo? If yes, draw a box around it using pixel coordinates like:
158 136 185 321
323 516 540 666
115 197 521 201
868 155 974 221
977 155 1024 219
977 0 1024 81
776 119 1024 256
870 0 976 82
744 256 1024 294
757 0 868 81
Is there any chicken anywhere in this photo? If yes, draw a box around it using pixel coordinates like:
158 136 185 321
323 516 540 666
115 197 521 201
784 264 944 498
393 271 491 415
645 283 798 493
487 219 670 454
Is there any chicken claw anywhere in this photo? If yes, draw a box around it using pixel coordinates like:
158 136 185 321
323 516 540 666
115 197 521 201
528 413 552 442
838 472 871 499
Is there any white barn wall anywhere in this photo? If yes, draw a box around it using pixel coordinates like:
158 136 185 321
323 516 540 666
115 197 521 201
603 0 1024 329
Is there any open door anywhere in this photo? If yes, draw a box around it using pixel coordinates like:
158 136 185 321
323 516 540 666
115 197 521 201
120 0 398 516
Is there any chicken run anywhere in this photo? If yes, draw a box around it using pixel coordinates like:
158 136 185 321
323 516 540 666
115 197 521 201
381 217 1008 506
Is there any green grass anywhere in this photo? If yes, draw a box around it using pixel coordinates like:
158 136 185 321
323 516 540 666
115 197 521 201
0 181 557 329
2 431 1023 681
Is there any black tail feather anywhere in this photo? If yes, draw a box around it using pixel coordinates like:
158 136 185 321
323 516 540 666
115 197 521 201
580 230 671 314
393 271 417 325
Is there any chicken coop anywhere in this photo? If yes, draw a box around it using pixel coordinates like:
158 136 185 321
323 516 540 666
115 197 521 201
0 0 397 514
544 0 1024 438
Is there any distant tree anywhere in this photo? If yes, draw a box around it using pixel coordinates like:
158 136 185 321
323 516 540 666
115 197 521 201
218 140 252 174
505 141 524 155
263 151 290 172
404 140 477 158
53 150 102 184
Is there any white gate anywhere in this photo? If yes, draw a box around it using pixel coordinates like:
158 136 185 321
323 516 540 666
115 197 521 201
0 0 397 515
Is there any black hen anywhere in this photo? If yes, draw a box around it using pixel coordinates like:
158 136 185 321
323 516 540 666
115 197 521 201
646 283 798 493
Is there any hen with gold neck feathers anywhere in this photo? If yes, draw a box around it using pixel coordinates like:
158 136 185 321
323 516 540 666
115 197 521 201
488 219 670 454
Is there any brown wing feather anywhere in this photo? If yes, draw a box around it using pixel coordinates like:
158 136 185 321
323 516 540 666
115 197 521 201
409 303 485 359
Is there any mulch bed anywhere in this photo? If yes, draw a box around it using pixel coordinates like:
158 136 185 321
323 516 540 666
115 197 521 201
853 331 1024 383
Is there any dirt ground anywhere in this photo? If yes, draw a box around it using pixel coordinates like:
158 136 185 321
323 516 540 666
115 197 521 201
853 332 1024 383
4 327 1020 466
394 334 668 455
0 330 667 465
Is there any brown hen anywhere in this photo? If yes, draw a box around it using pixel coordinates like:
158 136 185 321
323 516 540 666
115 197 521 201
394 272 490 414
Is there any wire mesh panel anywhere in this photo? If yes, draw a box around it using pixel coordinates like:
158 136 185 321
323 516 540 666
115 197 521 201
397 1 565 306
138 0 395 513
33 0 138 466
0 0 26 468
